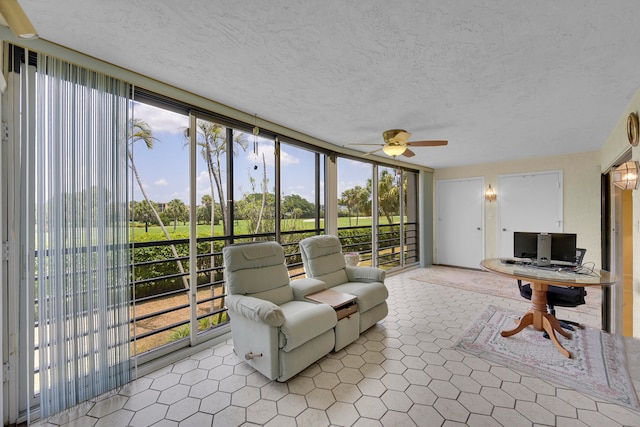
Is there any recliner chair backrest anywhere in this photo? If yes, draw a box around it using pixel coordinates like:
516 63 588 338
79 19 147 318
223 241 293 305
299 235 349 287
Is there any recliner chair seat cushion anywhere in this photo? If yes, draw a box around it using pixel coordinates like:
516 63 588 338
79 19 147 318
278 301 337 352
331 281 388 312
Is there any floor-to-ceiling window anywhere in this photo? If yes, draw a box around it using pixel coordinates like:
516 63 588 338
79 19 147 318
279 140 324 276
337 158 420 270
403 170 420 265
377 166 402 269
129 100 192 357
337 157 374 265
191 117 232 342
232 130 276 240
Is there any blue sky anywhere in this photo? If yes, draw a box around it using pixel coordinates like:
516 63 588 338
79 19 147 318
130 102 371 206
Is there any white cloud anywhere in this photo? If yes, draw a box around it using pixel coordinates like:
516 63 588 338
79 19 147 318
280 148 300 166
245 145 300 167
342 158 370 169
196 170 213 197
132 102 189 135
155 178 168 186
246 145 275 166
196 170 209 186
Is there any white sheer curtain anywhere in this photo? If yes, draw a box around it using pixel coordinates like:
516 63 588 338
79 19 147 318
28 51 131 417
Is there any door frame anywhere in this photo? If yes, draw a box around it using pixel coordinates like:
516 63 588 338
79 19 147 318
602 150 633 334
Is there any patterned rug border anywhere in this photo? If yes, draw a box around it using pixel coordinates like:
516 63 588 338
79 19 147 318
453 305 640 412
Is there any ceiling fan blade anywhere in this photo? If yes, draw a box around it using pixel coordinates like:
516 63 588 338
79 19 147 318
362 148 382 156
402 148 416 157
394 131 412 143
407 140 448 147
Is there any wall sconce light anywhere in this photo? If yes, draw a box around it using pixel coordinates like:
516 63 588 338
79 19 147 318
612 161 640 190
485 184 496 202
0 0 38 39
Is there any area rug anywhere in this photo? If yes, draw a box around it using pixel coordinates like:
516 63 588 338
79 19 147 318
411 266 601 324
410 266 522 301
454 305 640 412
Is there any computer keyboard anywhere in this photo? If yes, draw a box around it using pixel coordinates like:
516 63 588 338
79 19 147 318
499 257 532 265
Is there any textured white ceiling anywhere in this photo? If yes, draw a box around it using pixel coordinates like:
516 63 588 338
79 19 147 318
19 0 640 168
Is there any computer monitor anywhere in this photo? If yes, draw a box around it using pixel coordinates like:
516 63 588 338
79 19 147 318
513 232 538 259
550 232 577 263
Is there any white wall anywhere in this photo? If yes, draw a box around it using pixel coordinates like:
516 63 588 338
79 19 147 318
433 151 602 266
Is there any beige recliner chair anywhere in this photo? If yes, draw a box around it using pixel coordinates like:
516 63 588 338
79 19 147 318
223 241 336 382
299 235 388 333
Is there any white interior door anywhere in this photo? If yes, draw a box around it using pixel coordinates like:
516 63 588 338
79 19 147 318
436 178 484 269
497 171 563 257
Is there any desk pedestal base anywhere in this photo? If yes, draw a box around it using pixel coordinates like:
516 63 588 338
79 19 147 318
500 283 573 358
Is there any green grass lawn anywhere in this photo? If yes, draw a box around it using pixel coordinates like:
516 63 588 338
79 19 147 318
130 216 400 242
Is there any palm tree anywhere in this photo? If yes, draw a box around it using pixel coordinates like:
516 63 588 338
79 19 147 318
191 121 248 235
340 187 359 226
201 194 213 225
129 118 189 289
166 198 187 231
251 152 269 235
370 170 400 225
187 121 248 326
131 199 158 232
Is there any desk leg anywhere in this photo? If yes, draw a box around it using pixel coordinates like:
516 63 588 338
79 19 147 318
501 312 533 337
545 314 571 339
501 281 573 358
542 315 572 358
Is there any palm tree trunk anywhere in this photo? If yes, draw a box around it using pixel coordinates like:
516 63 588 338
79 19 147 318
208 180 220 325
253 153 268 236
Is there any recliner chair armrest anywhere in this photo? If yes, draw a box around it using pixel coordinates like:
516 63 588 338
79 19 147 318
290 278 327 300
226 294 285 327
345 265 386 282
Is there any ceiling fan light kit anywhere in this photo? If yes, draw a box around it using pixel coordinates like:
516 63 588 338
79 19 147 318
382 144 407 157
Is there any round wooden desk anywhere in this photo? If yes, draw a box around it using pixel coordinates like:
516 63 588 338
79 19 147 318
480 258 616 358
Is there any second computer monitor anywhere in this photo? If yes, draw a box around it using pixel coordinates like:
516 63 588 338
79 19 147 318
550 233 577 263
513 231 578 264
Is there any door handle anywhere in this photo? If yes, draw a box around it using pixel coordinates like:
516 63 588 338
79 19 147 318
477 227 481 230
502 228 507 231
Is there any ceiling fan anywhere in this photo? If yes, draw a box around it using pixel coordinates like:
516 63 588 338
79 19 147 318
353 129 448 158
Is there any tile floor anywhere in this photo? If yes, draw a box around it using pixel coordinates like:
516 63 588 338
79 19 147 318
35 267 640 427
